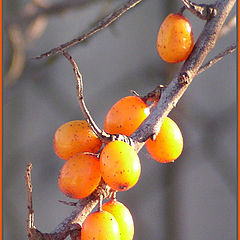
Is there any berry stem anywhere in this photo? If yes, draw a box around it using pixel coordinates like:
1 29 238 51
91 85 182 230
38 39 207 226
98 194 103 212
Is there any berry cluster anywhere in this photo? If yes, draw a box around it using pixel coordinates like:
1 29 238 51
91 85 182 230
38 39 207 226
52 11 192 239
54 93 183 239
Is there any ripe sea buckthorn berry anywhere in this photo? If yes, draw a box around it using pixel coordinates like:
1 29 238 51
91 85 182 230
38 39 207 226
54 120 102 160
58 153 101 199
102 200 134 240
100 141 141 191
81 211 120 240
104 96 150 136
145 117 183 163
156 13 194 63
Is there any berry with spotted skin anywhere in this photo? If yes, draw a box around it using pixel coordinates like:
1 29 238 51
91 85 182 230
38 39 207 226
156 13 194 63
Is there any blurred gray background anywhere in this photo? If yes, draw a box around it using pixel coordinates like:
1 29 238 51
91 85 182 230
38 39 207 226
3 0 236 239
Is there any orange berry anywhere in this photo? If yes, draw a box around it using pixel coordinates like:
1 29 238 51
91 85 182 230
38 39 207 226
104 96 150 136
102 200 134 240
156 13 194 63
145 117 183 163
58 153 101 199
81 211 120 240
54 120 102 160
100 141 141 191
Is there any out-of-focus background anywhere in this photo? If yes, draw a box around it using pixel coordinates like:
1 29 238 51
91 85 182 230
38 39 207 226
3 0 236 239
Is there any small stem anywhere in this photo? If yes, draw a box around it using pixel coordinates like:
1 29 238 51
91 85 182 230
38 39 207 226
98 195 103 211
110 191 117 200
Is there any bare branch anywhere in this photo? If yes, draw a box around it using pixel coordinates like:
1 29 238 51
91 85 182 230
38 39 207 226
25 0 236 239
34 0 143 59
197 44 236 75
181 0 217 20
131 0 236 150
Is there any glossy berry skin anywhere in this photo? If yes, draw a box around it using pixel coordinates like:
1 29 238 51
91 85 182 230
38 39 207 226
100 141 141 191
104 96 150 136
102 200 134 240
58 153 101 199
156 13 194 63
54 120 102 160
81 211 120 240
145 117 183 163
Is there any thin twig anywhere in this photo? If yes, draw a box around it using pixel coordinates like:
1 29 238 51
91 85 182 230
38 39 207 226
62 51 135 147
34 0 143 59
197 44 236 75
25 163 34 232
181 0 217 20
62 51 110 142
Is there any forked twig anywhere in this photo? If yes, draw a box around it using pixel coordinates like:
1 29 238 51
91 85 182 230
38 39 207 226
62 51 135 146
34 0 143 59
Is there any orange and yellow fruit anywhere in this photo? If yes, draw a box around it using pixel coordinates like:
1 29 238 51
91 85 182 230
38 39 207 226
103 200 134 240
54 120 102 160
100 141 141 191
104 96 150 136
58 153 101 199
145 117 183 163
156 13 194 63
81 211 120 240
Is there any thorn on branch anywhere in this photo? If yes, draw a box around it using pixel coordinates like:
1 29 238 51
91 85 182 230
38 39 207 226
181 0 217 20
59 200 78 207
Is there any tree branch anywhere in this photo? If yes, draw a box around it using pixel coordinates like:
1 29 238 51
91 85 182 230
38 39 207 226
131 0 236 150
34 0 144 59
26 0 236 239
